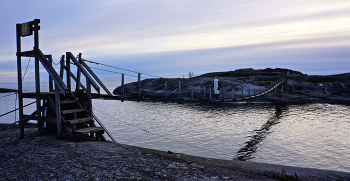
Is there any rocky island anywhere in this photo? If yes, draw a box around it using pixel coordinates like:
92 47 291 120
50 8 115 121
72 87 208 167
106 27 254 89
113 68 350 104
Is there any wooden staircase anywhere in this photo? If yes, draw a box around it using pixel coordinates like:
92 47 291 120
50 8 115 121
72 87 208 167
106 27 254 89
16 19 115 142
52 92 106 141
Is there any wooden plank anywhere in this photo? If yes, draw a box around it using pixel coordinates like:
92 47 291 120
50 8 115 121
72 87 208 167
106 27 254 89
35 47 42 136
55 85 62 137
22 92 55 99
65 117 93 124
60 55 64 79
48 55 53 92
61 109 85 114
16 23 24 139
20 50 35 57
60 100 78 104
66 52 71 91
86 78 92 116
76 53 82 91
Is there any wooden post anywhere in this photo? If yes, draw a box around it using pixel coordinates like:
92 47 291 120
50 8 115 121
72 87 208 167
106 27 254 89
179 81 181 99
164 81 167 101
138 73 141 102
60 55 64 79
16 23 24 139
121 74 124 101
76 53 82 91
86 78 92 116
55 84 62 138
66 52 71 91
34 19 42 136
48 55 54 92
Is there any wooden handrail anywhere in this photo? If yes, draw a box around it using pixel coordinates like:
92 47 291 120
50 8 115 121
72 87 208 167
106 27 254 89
66 52 100 94
93 113 117 143
34 48 68 95
81 59 113 96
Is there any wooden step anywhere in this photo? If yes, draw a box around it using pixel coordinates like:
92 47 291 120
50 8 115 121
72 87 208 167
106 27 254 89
61 109 85 114
65 117 93 124
60 100 78 104
73 127 105 134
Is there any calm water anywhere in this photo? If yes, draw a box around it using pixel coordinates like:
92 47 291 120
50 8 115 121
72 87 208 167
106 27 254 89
1 81 350 173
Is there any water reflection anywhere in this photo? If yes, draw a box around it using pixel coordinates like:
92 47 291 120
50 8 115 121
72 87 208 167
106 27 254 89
236 103 286 160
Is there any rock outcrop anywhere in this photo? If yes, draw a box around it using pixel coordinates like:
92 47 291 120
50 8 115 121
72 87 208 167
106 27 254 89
113 68 350 104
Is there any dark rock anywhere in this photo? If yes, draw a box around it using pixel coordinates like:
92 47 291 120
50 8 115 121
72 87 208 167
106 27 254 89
113 69 350 104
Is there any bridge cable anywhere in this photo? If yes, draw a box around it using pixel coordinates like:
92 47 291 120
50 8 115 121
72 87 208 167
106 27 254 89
0 104 45 131
89 67 138 78
0 101 36 119
22 57 31 82
83 59 161 78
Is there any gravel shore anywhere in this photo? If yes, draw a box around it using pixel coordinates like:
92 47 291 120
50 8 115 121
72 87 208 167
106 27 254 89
1 124 349 180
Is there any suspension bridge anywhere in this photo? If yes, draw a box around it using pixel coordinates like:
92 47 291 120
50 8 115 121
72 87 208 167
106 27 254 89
2 19 286 143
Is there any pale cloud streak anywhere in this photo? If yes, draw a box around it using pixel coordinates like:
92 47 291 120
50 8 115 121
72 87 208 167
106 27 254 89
53 0 350 55
0 0 349 82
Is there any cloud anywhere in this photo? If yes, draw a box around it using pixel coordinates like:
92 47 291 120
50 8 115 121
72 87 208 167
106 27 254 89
1 0 350 82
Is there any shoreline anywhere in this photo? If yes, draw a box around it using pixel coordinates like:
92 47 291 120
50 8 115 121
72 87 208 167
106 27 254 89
1 124 349 180
113 92 350 106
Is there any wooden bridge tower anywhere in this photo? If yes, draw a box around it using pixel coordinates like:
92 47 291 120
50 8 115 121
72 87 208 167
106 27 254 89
16 19 115 141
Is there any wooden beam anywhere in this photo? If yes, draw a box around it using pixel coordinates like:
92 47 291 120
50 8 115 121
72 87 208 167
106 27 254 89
86 78 92 116
48 55 53 92
16 23 24 139
66 52 71 92
60 55 64 79
19 50 35 57
76 53 82 91
55 85 62 138
138 73 141 101
121 74 124 98
34 20 41 136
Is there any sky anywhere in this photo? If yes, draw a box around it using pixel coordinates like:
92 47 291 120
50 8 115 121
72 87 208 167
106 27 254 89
0 0 350 83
